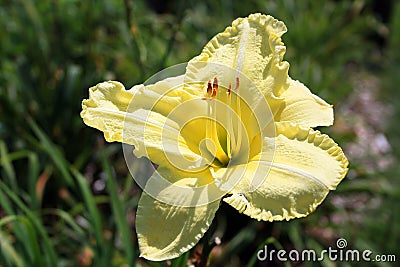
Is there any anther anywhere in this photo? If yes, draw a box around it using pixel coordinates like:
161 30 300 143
212 77 218 97
226 83 232 95
201 80 213 100
234 77 240 91
207 80 212 96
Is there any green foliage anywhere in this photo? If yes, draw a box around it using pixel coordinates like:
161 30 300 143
0 0 398 266
265 0 381 101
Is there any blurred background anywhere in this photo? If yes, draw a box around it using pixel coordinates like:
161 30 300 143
0 0 399 266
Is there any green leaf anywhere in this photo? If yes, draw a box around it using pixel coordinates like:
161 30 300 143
101 151 137 265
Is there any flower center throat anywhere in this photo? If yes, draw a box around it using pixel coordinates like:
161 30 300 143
201 76 243 167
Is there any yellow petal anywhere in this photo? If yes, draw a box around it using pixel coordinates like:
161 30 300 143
185 13 289 111
134 75 213 157
136 191 220 261
126 75 191 118
141 164 225 206
224 122 348 221
276 78 334 127
136 165 223 260
80 81 203 168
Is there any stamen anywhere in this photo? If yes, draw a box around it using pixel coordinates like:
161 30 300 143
203 76 242 165
203 78 219 100
234 77 240 90
226 77 241 159
233 77 242 157
226 83 232 95
207 80 212 96
212 77 218 98
226 83 232 158
202 80 213 100
204 82 229 165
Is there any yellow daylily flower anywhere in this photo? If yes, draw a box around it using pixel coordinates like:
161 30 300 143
81 13 348 261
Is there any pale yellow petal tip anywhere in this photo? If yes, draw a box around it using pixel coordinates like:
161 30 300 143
138 244 179 262
278 78 334 127
87 80 125 102
137 219 211 261
246 13 287 35
92 80 125 92
228 13 287 51
199 13 288 57
224 190 331 222
80 80 131 143
138 242 192 261
80 81 125 114
276 122 349 190
136 193 220 261
137 230 205 261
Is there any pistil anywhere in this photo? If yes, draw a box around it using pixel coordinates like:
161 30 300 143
204 78 229 165
233 77 242 158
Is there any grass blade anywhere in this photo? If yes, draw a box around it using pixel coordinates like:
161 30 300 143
0 141 18 192
26 152 40 210
0 180 58 265
0 228 26 267
70 168 108 266
28 118 73 186
101 152 136 265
